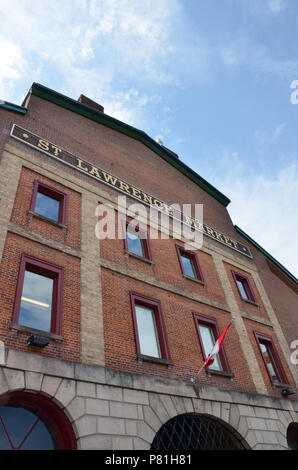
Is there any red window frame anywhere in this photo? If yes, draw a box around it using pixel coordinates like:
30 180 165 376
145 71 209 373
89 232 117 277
30 180 67 225
175 245 204 282
193 313 231 373
12 254 64 335
254 332 288 385
123 220 152 261
232 270 257 303
130 292 171 361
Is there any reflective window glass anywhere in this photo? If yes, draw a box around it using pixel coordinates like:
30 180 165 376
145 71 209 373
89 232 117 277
0 406 56 450
199 324 222 371
19 270 53 332
127 231 144 258
181 254 196 278
35 191 60 222
135 304 161 358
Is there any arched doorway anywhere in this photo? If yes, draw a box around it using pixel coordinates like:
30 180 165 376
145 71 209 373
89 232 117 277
0 391 77 450
151 413 249 451
287 422 298 450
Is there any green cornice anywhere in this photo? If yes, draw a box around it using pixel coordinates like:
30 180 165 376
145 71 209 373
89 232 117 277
29 83 231 207
0 100 27 115
234 226 298 285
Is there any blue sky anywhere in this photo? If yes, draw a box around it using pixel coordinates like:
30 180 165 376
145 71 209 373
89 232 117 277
1 0 297 277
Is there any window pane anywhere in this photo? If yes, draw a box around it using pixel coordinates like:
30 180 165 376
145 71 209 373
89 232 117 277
0 406 55 450
35 191 60 222
236 279 249 300
199 324 222 371
260 342 280 383
135 304 161 358
181 254 196 278
127 231 144 257
19 270 53 332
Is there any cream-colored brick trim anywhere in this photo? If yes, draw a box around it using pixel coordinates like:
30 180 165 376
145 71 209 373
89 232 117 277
80 193 105 366
212 253 267 395
0 152 22 261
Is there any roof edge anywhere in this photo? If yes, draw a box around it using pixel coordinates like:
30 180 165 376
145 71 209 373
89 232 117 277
29 83 231 207
234 225 298 285
0 100 27 115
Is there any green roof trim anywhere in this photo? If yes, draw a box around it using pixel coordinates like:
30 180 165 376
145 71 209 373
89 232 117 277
29 83 231 207
234 225 298 285
0 100 27 115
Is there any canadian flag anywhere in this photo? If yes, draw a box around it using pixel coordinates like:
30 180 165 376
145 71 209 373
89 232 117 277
204 321 232 368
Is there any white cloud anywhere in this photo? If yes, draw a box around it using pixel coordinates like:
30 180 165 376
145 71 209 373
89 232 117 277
208 150 298 277
268 0 286 14
0 37 27 100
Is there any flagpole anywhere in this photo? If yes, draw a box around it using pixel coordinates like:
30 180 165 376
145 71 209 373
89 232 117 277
190 362 206 383
190 319 234 383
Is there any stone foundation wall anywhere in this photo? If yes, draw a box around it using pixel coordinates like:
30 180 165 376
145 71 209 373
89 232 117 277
1 349 297 450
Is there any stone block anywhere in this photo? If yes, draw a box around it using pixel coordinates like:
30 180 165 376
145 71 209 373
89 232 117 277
125 419 138 436
41 375 62 397
123 388 149 405
112 436 134 450
238 405 255 417
77 381 96 397
75 416 97 437
54 379 76 407
149 393 170 423
143 406 162 432
79 435 112 450
25 371 43 391
66 397 86 421
159 395 178 419
86 398 109 416
3 368 24 391
247 417 267 431
0 368 9 395
137 421 156 444
97 417 126 435
110 401 138 419
97 384 123 402
74 363 106 384
134 437 151 450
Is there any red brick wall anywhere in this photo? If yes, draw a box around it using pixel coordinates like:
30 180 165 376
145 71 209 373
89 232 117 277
11 167 81 248
224 261 269 320
101 268 256 394
99 212 226 305
244 318 296 398
0 233 80 362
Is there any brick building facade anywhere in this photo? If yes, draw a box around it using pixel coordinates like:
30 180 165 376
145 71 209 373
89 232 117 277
0 83 297 450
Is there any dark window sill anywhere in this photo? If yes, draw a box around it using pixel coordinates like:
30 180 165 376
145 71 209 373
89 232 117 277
271 381 291 389
125 251 153 265
9 322 63 342
182 274 205 286
136 354 173 366
241 298 259 307
27 211 67 230
206 368 234 379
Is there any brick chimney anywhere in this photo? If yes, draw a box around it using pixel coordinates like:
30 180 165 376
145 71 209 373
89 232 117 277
78 94 104 113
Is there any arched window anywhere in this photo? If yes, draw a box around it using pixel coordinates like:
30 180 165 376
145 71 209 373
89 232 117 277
0 391 76 450
287 422 298 450
151 413 249 451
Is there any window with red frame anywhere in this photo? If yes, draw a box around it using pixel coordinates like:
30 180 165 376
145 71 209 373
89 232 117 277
232 271 257 303
130 293 170 361
193 313 231 373
30 180 67 225
123 221 152 261
254 332 288 385
176 245 204 282
13 254 63 335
